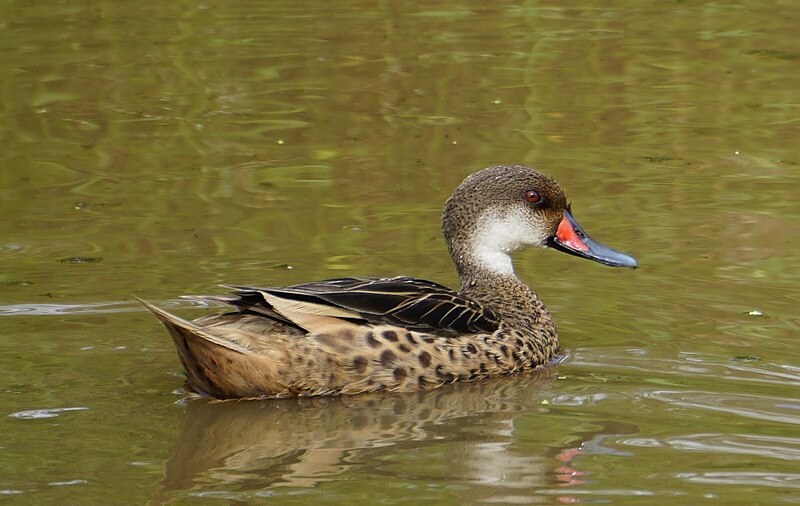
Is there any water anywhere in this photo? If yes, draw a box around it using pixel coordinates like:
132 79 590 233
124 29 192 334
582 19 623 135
2 1 799 504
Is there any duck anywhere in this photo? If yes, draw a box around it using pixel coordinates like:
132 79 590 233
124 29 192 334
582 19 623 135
138 164 636 399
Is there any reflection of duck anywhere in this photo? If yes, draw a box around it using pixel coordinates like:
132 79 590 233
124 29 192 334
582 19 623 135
139 165 636 398
152 369 558 502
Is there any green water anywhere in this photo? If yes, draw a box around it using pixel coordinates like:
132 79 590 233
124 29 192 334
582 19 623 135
2 1 800 504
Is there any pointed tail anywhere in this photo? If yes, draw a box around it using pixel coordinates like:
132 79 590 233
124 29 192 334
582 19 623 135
135 296 260 398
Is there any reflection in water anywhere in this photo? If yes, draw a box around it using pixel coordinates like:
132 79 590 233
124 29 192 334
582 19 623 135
153 369 560 502
142 344 800 503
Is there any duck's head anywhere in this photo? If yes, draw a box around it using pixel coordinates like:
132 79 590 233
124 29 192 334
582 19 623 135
442 164 637 278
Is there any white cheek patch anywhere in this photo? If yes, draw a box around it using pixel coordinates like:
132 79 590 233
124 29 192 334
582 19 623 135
470 208 545 276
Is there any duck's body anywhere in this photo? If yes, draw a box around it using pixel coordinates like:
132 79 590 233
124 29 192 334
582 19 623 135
140 165 636 399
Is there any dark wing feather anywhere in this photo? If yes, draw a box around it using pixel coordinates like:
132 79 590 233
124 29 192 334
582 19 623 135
221 276 501 336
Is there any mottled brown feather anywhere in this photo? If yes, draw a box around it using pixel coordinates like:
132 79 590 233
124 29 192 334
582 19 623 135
140 164 634 399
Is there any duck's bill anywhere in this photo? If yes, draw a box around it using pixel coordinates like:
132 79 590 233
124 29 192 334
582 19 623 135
546 209 637 268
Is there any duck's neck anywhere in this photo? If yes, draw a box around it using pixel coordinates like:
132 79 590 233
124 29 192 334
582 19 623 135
444 207 526 281
441 199 552 329
454 246 518 289
454 251 552 330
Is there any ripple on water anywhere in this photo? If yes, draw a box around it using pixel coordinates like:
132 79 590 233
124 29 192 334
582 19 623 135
619 433 800 461
572 348 800 388
675 472 800 489
0 301 136 316
48 479 89 486
8 407 89 420
644 390 800 425
0 299 200 316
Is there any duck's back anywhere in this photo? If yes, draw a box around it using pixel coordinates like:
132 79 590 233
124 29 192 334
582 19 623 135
218 276 501 336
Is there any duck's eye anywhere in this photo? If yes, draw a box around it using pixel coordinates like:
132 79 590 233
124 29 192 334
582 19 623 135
523 190 542 204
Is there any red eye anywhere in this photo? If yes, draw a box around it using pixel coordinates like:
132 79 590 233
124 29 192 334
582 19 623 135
524 190 541 204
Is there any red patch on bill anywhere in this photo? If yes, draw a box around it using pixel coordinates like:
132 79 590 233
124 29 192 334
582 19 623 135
556 217 589 251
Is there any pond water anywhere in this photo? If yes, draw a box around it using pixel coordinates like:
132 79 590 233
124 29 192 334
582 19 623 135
2 1 800 504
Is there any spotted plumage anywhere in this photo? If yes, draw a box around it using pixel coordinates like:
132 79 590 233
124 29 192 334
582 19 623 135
138 164 636 399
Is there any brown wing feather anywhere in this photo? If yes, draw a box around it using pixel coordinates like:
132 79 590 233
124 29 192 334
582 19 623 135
221 276 501 336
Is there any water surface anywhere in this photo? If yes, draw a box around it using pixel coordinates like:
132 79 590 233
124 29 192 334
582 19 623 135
1 1 799 504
